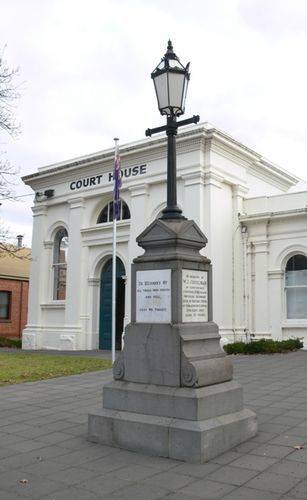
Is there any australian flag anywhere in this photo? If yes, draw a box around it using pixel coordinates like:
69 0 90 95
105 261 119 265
113 152 122 220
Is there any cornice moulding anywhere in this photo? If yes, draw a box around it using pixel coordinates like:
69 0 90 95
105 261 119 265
32 205 47 216
268 269 284 279
68 197 85 209
43 240 53 249
22 123 301 197
240 207 307 223
209 163 246 187
203 171 224 187
88 278 100 286
248 164 293 192
84 235 130 247
81 220 130 237
232 185 249 196
40 302 65 309
268 230 307 240
129 183 149 197
23 130 204 186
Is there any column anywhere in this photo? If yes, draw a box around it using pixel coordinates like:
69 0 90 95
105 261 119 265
65 197 84 347
22 204 47 349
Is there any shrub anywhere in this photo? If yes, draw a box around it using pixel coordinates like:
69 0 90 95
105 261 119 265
224 337 303 355
0 337 22 349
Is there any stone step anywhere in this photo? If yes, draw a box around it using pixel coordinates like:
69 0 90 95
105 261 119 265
103 380 243 421
88 406 257 463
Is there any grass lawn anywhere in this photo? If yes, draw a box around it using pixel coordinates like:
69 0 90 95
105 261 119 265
0 353 112 386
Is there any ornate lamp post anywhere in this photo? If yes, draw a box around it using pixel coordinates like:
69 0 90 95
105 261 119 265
146 41 199 219
88 41 257 463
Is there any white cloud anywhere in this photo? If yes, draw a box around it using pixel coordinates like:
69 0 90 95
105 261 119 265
1 0 307 243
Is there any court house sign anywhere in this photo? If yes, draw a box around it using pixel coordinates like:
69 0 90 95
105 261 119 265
69 164 147 191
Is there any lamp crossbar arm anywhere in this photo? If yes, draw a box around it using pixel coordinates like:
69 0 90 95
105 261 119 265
144 113 200 220
145 114 200 137
177 114 200 128
145 124 167 137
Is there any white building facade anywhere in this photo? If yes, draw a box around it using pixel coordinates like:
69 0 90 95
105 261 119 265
22 123 307 350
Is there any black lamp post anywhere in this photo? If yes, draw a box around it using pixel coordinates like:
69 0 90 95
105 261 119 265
146 40 200 219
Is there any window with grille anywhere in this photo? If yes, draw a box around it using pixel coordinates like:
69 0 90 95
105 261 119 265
97 200 130 224
53 228 68 300
285 254 307 319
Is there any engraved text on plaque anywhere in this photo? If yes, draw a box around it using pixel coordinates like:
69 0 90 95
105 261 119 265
182 269 208 322
136 269 171 323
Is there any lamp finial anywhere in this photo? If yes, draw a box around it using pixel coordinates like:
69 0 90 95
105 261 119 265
167 40 173 53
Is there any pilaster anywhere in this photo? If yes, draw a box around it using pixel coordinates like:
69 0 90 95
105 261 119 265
128 184 149 245
252 234 270 337
65 198 84 341
232 185 249 339
22 204 47 349
43 239 54 300
268 269 284 340
182 170 205 228
27 204 47 326
87 277 100 349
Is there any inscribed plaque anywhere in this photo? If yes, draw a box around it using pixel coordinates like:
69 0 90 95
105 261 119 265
182 269 208 322
136 269 171 323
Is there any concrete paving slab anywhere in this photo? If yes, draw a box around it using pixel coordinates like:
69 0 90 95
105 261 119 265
206 464 259 485
287 478 307 498
0 351 307 498
244 470 301 494
178 477 236 498
221 486 281 499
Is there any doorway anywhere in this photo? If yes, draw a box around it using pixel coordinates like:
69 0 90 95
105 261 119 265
99 257 125 350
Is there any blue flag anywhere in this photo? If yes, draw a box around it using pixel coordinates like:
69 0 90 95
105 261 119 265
113 152 122 220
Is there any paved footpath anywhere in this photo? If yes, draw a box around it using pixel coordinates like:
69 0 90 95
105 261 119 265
1 352 307 499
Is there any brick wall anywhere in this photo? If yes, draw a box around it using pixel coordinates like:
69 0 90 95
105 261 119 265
0 278 29 339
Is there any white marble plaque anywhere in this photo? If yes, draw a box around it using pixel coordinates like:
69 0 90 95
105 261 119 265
136 269 171 323
182 269 208 322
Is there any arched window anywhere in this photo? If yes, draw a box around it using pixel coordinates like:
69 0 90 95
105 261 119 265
53 228 68 300
285 254 307 319
97 200 130 224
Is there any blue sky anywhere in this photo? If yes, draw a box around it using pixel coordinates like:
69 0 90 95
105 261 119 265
1 0 307 245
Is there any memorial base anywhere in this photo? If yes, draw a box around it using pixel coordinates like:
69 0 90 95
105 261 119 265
88 381 257 463
88 218 257 462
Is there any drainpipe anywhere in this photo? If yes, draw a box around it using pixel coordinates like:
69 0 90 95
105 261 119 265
242 226 250 343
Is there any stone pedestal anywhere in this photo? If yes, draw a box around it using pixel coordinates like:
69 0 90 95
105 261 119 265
88 218 257 462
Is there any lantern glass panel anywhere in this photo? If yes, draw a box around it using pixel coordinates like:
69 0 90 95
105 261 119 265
153 72 168 110
169 58 181 69
182 74 189 109
167 72 185 111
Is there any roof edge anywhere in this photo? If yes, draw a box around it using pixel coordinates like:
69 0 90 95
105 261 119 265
22 122 301 187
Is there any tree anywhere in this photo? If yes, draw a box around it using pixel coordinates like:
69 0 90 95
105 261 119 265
0 51 24 256
0 53 19 195
0 55 19 135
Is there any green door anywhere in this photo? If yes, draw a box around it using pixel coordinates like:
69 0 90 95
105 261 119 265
99 257 125 350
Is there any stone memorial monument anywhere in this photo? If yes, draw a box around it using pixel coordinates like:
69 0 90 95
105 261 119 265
88 41 257 463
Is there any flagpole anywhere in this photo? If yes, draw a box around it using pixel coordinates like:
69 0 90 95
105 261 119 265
112 137 119 364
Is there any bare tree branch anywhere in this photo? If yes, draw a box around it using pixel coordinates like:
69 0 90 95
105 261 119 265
0 49 25 257
0 51 20 137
